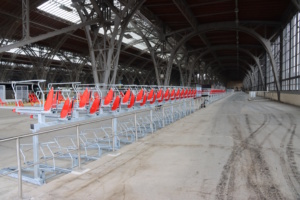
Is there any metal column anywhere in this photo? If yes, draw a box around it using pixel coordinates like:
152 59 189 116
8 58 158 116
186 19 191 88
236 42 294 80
112 117 118 151
32 134 39 180
16 138 22 199
22 0 30 39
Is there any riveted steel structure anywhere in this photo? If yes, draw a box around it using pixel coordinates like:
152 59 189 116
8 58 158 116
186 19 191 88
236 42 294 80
0 0 299 100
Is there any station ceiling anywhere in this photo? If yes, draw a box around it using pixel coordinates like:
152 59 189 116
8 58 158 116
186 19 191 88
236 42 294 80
142 0 296 81
0 0 297 83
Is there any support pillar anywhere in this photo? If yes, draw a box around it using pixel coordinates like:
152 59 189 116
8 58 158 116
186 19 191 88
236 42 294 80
22 0 30 39
150 109 154 133
112 117 118 151
32 135 39 180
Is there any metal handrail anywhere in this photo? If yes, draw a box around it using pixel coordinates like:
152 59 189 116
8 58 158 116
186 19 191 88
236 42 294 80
0 94 228 199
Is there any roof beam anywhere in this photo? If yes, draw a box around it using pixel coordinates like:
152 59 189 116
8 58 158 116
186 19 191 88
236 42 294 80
205 56 254 64
22 0 30 39
31 0 47 8
156 13 182 17
164 21 280 99
194 11 233 18
144 3 174 7
0 10 87 41
291 0 300 10
165 20 281 37
239 21 281 26
189 0 231 7
0 18 98 53
171 0 223 85
194 44 265 88
172 0 198 30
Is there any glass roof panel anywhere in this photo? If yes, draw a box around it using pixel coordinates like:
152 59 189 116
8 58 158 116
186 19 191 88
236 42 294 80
38 0 81 24
37 0 151 51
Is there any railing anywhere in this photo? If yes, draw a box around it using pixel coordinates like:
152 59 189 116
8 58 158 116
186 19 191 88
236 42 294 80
0 92 229 199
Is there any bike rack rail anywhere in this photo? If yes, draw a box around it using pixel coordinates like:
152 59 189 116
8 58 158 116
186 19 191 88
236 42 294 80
0 80 230 199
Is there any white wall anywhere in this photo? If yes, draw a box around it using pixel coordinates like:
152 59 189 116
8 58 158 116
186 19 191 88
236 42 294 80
256 91 300 107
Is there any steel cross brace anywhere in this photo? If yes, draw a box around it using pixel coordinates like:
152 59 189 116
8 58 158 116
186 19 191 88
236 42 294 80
0 19 98 53
163 22 281 100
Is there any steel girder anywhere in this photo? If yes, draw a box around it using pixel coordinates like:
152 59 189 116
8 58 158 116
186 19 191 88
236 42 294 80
19 46 44 79
129 21 162 85
248 66 255 90
165 21 281 38
209 58 255 87
0 9 87 42
215 66 251 86
193 45 266 89
245 75 251 90
175 52 190 86
22 0 30 39
43 33 75 78
122 49 149 69
0 19 99 53
172 0 223 85
57 53 88 82
141 68 156 85
76 8 100 84
73 0 146 85
19 0 45 40
109 0 146 85
0 49 23 81
242 73 251 90
206 56 253 69
164 21 281 100
215 66 249 75
172 0 198 30
15 33 73 81
211 60 253 75
292 0 300 10
186 45 262 86
118 64 152 84
0 22 21 64
187 55 201 86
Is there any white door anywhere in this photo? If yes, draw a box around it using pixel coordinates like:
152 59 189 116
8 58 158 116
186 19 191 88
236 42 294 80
16 85 28 101
0 85 5 100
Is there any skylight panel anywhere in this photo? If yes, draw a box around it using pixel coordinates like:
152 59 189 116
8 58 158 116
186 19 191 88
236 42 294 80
128 32 142 41
31 0 159 63
38 0 81 24
134 43 147 51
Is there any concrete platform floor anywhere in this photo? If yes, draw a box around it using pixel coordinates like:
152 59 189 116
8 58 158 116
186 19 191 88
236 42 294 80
1 92 300 199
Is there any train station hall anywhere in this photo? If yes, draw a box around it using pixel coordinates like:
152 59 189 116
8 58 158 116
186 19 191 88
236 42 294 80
0 0 300 199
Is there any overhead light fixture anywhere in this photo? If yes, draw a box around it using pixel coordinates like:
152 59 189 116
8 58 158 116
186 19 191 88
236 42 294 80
124 34 133 39
59 4 73 12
